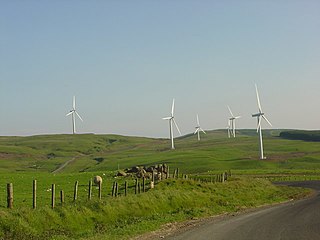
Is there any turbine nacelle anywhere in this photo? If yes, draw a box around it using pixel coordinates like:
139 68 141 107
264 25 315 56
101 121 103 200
229 116 241 121
252 112 264 118
162 116 173 120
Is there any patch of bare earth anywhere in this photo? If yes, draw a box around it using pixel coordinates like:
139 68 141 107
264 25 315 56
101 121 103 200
0 152 19 159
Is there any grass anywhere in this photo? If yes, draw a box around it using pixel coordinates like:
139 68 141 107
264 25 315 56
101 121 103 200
0 177 310 240
1 129 320 175
0 130 319 239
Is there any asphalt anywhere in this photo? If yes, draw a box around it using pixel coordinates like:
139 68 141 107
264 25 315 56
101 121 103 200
165 181 320 240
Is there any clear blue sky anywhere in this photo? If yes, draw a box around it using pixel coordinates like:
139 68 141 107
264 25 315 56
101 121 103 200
1 1 319 137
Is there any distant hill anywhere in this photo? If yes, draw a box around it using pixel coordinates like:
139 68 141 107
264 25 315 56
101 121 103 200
280 130 320 141
1 129 320 174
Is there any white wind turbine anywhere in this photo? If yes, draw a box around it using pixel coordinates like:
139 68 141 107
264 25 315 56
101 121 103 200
227 121 231 138
66 96 83 134
227 106 241 138
252 84 272 159
162 99 181 149
194 114 206 141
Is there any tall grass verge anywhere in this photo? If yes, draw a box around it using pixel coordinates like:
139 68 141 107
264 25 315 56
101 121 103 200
0 177 310 240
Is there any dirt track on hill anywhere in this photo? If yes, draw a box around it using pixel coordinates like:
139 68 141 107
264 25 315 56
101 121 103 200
51 157 76 173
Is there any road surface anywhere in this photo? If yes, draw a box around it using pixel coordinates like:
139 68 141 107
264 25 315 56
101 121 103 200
166 181 320 240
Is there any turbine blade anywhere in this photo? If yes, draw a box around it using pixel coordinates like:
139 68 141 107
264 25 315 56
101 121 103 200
227 105 234 117
235 116 241 119
255 84 262 112
173 118 181 136
75 111 83 122
194 128 199 134
66 111 73 116
171 99 175 116
200 128 206 134
73 96 76 110
262 115 272 127
196 114 200 126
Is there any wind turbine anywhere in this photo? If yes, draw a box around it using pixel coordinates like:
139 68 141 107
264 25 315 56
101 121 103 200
162 99 181 149
252 84 272 159
227 106 241 138
227 120 231 138
66 96 83 134
194 114 206 141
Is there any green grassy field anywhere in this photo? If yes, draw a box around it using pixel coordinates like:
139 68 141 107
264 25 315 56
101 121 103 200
0 177 311 240
1 129 320 208
1 129 320 175
0 130 319 239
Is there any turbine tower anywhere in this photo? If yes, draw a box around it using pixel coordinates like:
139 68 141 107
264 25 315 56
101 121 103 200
227 120 231 138
66 96 83 134
227 106 241 138
162 99 181 149
194 114 206 141
252 85 272 159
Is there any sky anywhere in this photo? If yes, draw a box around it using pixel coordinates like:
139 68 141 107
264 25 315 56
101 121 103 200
0 0 319 138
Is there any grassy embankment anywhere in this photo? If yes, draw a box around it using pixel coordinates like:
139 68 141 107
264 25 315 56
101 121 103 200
0 177 310 240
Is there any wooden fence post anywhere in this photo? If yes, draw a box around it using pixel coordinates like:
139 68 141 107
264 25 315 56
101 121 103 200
51 184 55 209
166 165 170 179
135 179 138 194
124 181 128 196
98 181 102 200
88 180 92 200
176 168 179 179
60 190 64 204
113 182 118 197
150 171 154 189
33 180 37 209
112 181 115 197
142 177 145 192
74 181 78 201
116 182 119 197
7 183 13 209
138 182 141 194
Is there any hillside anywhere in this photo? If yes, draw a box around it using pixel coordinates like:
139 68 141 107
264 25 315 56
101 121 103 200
1 129 320 174
280 130 320 141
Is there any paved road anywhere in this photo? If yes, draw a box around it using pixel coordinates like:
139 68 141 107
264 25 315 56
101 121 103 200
166 181 320 240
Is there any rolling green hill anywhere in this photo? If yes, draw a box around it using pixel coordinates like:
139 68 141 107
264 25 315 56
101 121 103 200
0 130 317 240
1 129 320 174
